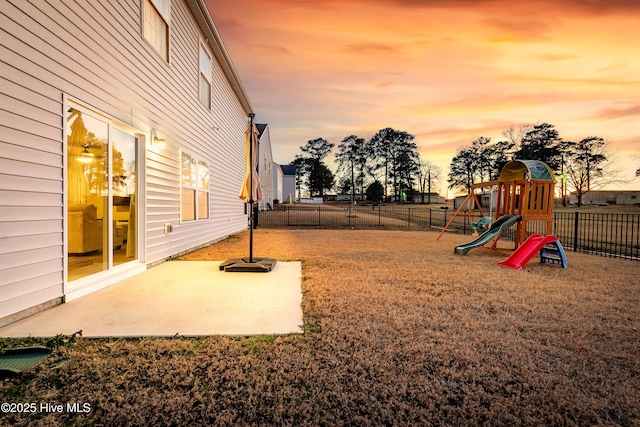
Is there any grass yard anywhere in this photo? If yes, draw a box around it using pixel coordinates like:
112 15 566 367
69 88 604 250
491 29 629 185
1 229 639 426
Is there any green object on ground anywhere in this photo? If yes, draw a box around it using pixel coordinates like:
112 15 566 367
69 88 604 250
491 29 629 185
454 215 522 255
0 346 52 376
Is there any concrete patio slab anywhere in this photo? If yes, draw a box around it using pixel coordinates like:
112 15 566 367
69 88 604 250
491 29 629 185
0 261 303 338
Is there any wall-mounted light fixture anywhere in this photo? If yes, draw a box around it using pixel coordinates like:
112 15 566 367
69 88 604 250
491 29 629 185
150 129 166 148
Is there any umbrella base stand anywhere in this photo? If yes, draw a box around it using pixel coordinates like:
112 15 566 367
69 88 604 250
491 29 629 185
219 257 277 272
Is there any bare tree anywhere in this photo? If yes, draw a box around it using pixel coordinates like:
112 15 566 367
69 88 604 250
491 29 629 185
502 123 533 147
335 135 367 204
417 156 442 204
560 137 625 206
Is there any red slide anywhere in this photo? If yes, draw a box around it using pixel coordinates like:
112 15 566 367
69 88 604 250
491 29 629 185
497 234 558 270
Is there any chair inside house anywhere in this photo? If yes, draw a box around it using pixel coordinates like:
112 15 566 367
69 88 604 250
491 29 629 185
68 204 124 254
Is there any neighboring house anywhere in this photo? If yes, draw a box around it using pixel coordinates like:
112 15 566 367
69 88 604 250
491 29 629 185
273 164 284 205
568 190 640 205
0 0 254 325
454 191 490 210
255 124 274 210
280 165 297 203
417 193 446 204
335 194 365 202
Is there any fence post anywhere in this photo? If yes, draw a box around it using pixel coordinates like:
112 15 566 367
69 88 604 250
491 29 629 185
408 208 411 227
318 206 321 226
573 211 579 252
378 205 381 226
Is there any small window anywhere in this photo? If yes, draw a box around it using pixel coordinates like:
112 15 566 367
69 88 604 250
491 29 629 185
199 44 212 108
181 152 209 221
144 0 169 61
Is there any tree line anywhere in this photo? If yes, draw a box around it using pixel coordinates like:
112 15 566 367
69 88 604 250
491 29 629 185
447 123 622 205
291 128 441 204
290 122 624 206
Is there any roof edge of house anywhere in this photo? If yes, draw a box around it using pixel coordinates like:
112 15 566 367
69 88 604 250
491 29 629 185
186 0 254 115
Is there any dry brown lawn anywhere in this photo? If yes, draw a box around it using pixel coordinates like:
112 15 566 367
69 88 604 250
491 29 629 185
1 229 639 426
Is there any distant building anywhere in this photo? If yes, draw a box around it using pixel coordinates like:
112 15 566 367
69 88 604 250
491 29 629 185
272 164 284 205
279 165 297 204
417 193 446 204
256 124 274 210
454 191 495 210
334 194 365 202
569 190 640 205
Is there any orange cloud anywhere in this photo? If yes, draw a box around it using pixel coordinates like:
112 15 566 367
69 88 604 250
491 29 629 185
207 0 640 189
592 103 640 120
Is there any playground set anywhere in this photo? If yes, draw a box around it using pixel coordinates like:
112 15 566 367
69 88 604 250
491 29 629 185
437 160 568 270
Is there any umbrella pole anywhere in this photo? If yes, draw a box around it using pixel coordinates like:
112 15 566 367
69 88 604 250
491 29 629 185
248 113 255 263
219 113 277 272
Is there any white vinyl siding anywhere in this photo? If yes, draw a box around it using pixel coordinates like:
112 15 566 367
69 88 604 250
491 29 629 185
257 125 275 209
1 0 252 322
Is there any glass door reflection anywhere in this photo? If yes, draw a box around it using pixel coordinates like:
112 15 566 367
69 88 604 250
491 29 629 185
111 129 137 267
66 108 139 282
66 109 109 280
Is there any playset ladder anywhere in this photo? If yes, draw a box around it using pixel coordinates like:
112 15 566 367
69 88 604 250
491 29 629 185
540 240 568 268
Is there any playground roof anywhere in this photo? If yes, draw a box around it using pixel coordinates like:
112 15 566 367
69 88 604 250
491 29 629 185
500 160 554 181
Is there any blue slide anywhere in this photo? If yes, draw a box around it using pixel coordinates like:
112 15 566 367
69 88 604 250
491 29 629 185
454 215 522 255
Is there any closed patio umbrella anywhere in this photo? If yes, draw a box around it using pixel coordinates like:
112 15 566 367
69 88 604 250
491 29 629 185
220 113 276 272
238 121 262 204
68 108 88 158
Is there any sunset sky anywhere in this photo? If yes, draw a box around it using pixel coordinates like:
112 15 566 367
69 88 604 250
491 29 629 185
206 0 639 194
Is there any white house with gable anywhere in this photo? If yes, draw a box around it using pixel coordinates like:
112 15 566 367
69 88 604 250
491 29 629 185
256 123 275 210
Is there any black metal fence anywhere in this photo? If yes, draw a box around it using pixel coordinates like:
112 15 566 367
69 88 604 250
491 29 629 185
258 205 640 261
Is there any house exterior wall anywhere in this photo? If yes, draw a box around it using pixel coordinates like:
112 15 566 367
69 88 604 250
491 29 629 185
569 191 640 205
0 0 252 322
256 124 274 210
273 164 284 204
283 175 297 204
336 194 366 202
616 192 639 205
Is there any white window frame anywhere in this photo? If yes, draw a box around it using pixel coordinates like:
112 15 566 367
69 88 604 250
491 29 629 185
180 150 210 222
199 42 212 108
143 0 170 61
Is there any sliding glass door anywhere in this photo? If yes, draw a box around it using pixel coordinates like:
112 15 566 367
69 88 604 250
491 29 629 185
111 128 137 267
66 107 138 281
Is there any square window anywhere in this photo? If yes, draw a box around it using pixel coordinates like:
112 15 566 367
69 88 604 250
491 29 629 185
144 0 169 61
199 74 211 108
181 151 210 222
197 191 209 220
182 188 196 221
